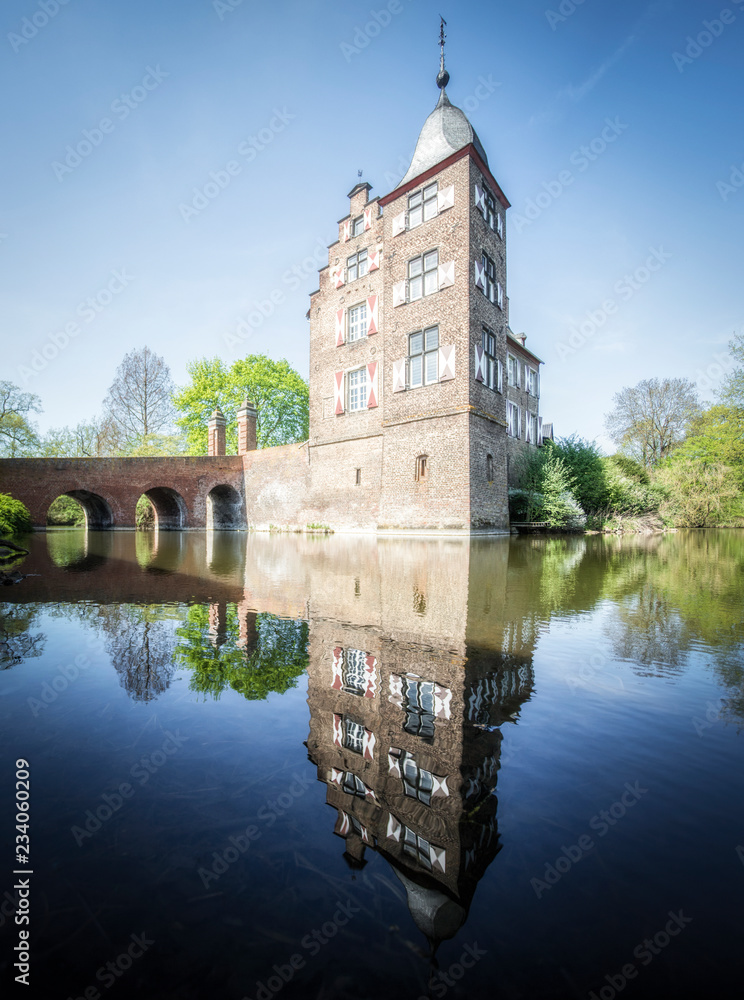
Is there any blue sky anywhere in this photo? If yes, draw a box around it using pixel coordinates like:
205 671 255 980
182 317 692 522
2 0 743 450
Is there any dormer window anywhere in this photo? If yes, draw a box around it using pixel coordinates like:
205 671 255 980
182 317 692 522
352 215 364 237
408 182 438 228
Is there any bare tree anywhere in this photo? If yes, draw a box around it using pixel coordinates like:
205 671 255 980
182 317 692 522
605 378 701 467
102 347 175 450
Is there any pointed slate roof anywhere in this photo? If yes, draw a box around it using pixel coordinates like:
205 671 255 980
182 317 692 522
399 88 489 187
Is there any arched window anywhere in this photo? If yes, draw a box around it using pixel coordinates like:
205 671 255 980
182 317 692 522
486 454 494 482
415 455 428 482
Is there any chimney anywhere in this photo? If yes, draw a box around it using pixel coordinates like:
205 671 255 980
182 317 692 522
517 333 527 347
207 408 226 456
236 398 257 454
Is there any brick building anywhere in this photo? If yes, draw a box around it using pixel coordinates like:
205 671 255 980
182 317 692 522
306 56 548 532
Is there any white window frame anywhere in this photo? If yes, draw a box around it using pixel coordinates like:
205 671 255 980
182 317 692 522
507 401 521 438
408 181 438 228
344 718 365 755
507 354 520 388
347 302 367 343
408 326 439 388
347 367 368 411
346 249 368 282
408 249 439 301
352 214 364 237
528 367 539 396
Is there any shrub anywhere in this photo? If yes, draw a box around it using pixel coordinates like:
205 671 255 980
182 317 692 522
47 495 85 526
552 435 611 513
540 455 586 529
0 493 32 536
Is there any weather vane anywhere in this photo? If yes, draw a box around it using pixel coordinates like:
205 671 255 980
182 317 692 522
437 16 449 89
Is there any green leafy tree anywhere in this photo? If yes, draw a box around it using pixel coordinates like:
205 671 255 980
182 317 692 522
672 405 744 489
0 382 41 457
605 377 701 467
540 454 586 529
173 355 309 454
657 459 742 527
174 606 308 700
36 416 121 458
552 435 610 513
0 494 32 536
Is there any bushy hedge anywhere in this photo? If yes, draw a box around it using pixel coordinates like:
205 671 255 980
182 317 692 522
0 493 32 536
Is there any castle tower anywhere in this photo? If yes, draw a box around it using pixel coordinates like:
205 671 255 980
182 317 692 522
308 26 543 531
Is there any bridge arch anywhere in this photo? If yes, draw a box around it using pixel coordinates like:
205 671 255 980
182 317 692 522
207 484 244 530
48 490 114 530
141 487 187 531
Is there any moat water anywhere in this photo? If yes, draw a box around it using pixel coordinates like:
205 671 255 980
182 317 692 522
0 529 742 999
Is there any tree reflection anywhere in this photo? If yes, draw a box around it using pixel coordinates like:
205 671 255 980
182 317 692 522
174 604 308 700
0 603 45 668
97 605 178 702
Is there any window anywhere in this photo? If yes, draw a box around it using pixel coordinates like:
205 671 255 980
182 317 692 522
355 468 361 486
403 678 436 740
342 649 367 695
526 413 539 444
402 827 433 870
347 302 367 342
415 455 428 481
484 187 497 230
344 718 365 754
486 454 494 482
408 182 438 228
400 751 435 806
408 326 439 387
482 328 502 392
528 367 539 396
341 771 368 799
507 401 521 438
352 215 364 237
408 249 439 301
507 354 520 388
497 213 504 239
347 249 367 282
348 367 368 411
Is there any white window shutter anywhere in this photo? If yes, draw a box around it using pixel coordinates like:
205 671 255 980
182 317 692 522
474 260 486 290
438 345 455 381
363 729 376 760
474 344 485 383
366 295 378 335
335 309 344 347
366 361 379 408
341 220 350 242
331 264 345 289
363 206 373 230
517 407 522 438
368 248 380 271
474 183 486 214
498 359 503 393
331 647 343 690
438 260 455 290
497 214 504 239
497 282 504 309
334 371 345 414
393 359 406 392
363 655 378 697
393 280 407 307
437 184 455 212
526 416 532 443
538 415 543 445
392 211 406 236
333 713 343 746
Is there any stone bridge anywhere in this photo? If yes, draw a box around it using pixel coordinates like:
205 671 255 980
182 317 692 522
0 456 246 529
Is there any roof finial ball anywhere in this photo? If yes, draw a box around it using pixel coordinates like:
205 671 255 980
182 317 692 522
436 16 450 90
